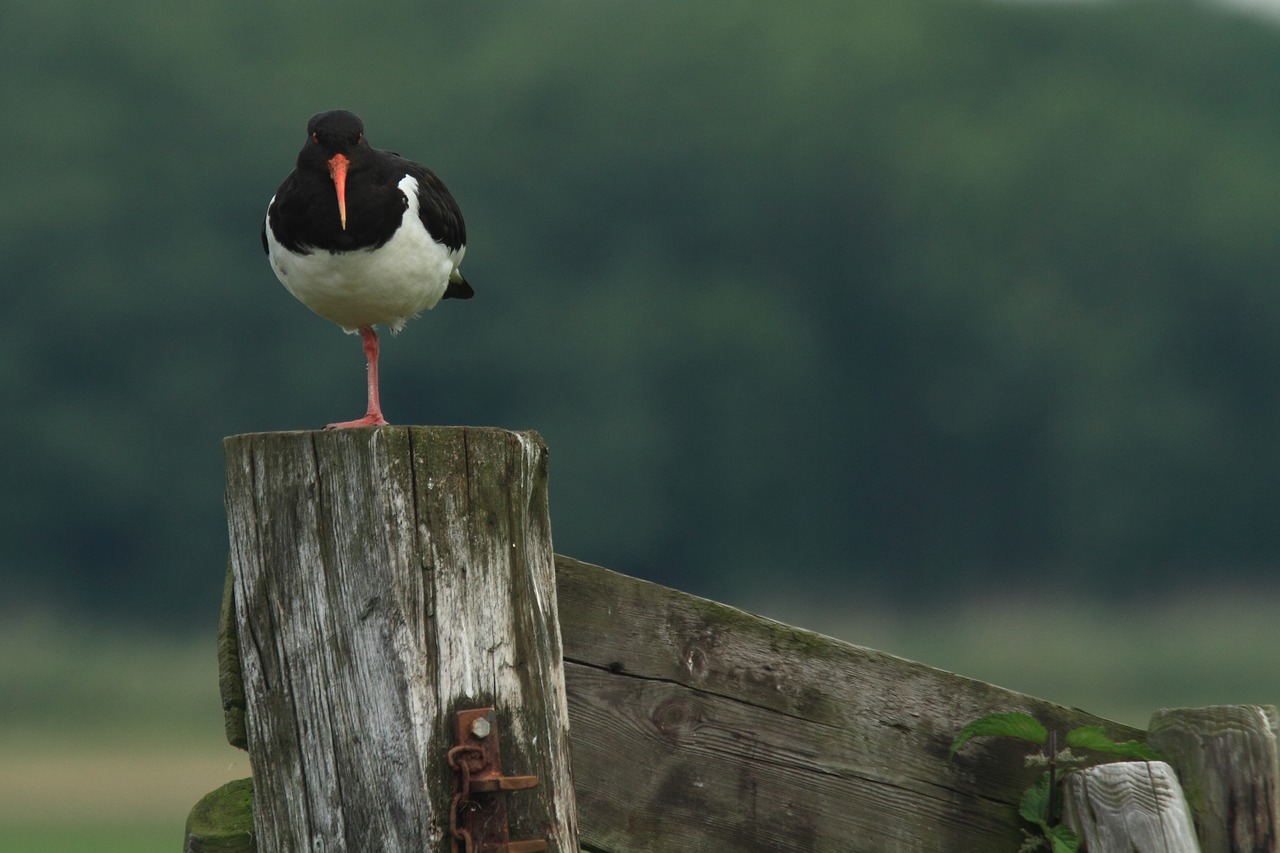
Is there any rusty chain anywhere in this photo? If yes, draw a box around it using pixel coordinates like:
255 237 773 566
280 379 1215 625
447 744 486 853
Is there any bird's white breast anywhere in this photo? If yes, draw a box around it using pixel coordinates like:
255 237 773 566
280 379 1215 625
265 176 465 333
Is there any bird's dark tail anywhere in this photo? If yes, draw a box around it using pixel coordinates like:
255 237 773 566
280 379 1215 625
443 271 474 300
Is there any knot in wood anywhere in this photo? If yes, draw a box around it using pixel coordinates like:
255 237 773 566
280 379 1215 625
651 696 702 741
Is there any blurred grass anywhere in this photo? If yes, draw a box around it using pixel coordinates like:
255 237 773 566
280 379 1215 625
0 823 180 853
2 589 1276 850
749 585 1280 728
0 611 247 853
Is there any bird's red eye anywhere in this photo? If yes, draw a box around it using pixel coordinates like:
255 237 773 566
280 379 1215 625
357 133 363 144
311 132 319 143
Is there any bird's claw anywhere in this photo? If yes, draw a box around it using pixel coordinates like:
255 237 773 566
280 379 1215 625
324 414 390 430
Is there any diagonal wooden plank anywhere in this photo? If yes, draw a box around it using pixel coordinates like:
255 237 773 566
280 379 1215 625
556 555 1145 852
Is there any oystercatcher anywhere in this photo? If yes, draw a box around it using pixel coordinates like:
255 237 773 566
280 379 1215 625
262 109 473 428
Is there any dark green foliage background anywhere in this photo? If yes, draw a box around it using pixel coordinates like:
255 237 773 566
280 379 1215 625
5 0 1280 629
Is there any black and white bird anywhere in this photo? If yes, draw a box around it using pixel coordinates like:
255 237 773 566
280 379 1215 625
262 109 473 428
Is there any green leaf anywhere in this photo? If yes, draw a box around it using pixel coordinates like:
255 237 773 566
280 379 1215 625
1018 775 1080 852
1018 772 1052 825
1044 824 1081 853
951 712 1048 758
1066 726 1159 760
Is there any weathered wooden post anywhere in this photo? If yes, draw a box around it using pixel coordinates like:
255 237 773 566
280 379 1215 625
1062 761 1201 852
1148 704 1279 853
223 426 578 852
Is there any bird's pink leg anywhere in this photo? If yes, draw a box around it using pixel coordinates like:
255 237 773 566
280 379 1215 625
326 326 391 429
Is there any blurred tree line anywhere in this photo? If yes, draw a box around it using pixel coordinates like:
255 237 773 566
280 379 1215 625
4 0 1280 630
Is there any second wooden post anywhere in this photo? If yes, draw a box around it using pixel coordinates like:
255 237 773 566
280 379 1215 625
224 426 578 852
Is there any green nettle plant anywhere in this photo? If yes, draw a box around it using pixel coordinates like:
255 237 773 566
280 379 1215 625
950 712 1159 853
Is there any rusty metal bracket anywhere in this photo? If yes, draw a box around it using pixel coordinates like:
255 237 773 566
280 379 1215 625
448 707 548 853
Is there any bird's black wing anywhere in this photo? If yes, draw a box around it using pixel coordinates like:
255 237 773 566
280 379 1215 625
393 156 472 299
399 159 467 253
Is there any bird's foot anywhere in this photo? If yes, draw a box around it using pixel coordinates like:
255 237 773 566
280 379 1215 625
324 413 390 430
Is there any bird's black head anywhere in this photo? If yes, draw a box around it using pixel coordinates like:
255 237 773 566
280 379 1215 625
296 110 370 231
301 110 368 163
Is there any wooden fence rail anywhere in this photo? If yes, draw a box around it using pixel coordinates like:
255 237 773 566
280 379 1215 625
188 428 1277 853
556 555 1143 851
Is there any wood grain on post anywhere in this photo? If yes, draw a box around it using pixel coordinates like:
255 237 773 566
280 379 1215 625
1148 704 1279 853
1062 761 1200 853
223 427 578 853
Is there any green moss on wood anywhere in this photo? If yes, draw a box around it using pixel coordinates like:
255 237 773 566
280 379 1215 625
184 776 255 853
218 556 247 750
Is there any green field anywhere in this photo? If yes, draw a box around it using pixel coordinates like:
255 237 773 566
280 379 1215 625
0 614 246 853
0 824 183 853
2 591 1275 852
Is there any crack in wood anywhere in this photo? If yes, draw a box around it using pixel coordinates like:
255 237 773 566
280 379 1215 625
563 654 845 733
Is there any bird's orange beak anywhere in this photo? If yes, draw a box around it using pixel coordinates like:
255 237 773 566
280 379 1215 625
327 153 349 230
